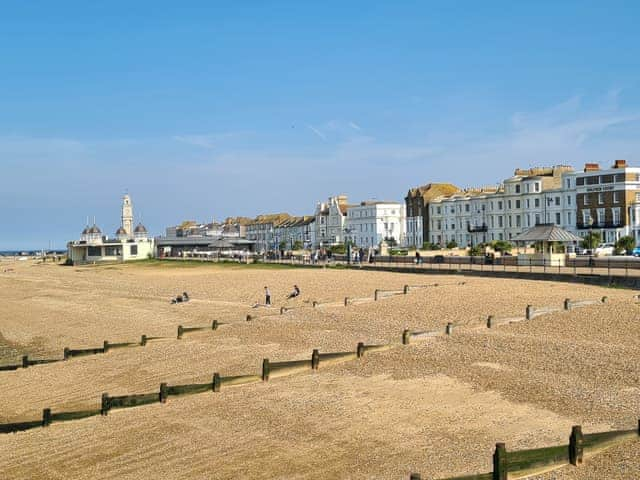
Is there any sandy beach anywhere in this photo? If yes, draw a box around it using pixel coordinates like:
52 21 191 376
0 259 638 479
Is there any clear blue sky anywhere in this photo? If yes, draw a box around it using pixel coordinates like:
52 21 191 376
2 1 640 249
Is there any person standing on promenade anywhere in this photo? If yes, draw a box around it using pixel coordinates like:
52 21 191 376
264 286 271 305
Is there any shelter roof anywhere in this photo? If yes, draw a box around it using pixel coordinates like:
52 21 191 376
511 224 582 243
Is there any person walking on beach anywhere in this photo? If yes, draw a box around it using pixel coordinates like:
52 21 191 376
264 286 271 305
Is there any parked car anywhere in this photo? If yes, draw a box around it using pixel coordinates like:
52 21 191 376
632 247 640 257
594 243 615 256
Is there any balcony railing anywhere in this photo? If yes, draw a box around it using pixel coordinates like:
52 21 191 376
467 224 488 232
576 222 623 229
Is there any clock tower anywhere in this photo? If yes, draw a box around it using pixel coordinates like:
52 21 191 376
121 194 133 235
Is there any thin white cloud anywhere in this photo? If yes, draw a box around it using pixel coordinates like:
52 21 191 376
306 124 326 141
349 121 362 131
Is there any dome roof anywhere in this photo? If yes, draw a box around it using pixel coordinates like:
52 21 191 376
115 227 127 235
134 223 147 233
81 227 89 235
88 225 102 234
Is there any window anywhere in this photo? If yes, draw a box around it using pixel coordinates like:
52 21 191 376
130 245 138 256
598 193 604 205
507 200 512 209
577 177 585 186
498 201 503 210
104 246 120 256
597 208 605 226
615 173 624 183
587 176 599 185
515 184 520 193
534 182 540 192
87 246 101 257
465 204 470 212
555 213 561 225
498 216 503 227
613 191 620 203
508 216 512 227
567 195 571 205
516 215 521 227
515 200 521 209
525 214 530 226
534 198 540 208
525 199 530 208
567 212 572 224
612 208 621 225
582 211 591 225
566 179 571 189
451 223 455 230
535 213 541 225
555 196 560 206
583 194 590 206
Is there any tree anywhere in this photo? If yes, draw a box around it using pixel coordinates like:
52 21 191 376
468 244 484 256
445 240 457 249
582 231 601 250
490 240 512 253
292 240 303 250
615 236 635 255
422 242 441 251
278 240 287 251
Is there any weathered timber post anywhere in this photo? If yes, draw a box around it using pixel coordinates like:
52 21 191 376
409 474 421 480
446 323 453 335
42 408 52 427
487 315 494 328
402 329 411 345
140 335 147 346
601 296 608 304
357 342 365 358
103 340 109 353
246 314 253 321
404 285 410 294
311 349 320 370
493 442 507 480
312 301 318 308
569 425 584 465
177 325 184 339
564 298 571 311
213 373 221 392
212 320 219 330
262 358 270 381
280 306 286 314
525 305 533 320
101 393 110 416
344 297 349 306
63 347 70 360
374 289 379 301
159 383 168 403
22 355 29 368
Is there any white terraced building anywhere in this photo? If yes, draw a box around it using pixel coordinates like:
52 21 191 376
427 166 576 246
344 201 406 249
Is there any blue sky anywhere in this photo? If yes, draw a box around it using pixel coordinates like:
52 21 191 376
1 1 640 249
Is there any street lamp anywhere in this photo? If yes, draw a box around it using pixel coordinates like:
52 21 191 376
588 215 594 267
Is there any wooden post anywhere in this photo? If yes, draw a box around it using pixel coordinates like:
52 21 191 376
262 358 270 381
344 297 349 306
103 340 109 353
404 285 410 294
409 474 421 480
564 298 571 311
42 408 52 427
374 289 379 301
312 301 318 308
140 335 147 346
402 329 411 345
493 442 507 480
525 305 533 320
213 373 221 392
280 306 286 314
601 296 608 304
246 314 253 321
177 325 184 339
487 315 494 328
446 323 453 335
63 347 70 360
212 320 219 330
311 349 320 370
159 382 169 403
569 425 584 465
101 393 110 416
22 355 29 368
357 342 365 358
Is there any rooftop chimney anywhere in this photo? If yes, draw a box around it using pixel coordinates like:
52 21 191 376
613 159 627 169
584 163 600 172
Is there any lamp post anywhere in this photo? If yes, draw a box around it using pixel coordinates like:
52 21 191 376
588 216 594 268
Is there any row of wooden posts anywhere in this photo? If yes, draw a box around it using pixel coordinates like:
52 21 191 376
410 422 640 480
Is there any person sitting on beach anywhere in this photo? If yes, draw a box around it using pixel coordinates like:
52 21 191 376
182 292 190 302
287 285 300 299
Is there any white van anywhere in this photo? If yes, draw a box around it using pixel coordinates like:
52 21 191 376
594 243 615 256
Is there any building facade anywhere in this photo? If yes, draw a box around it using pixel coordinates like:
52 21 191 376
344 201 406 248
273 216 316 250
404 183 460 248
427 166 576 246
574 160 640 244
246 213 292 253
67 195 154 264
314 195 350 248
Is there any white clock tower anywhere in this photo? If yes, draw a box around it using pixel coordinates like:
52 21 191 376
121 194 133 235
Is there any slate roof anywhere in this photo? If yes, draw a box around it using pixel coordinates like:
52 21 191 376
511 224 582 243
